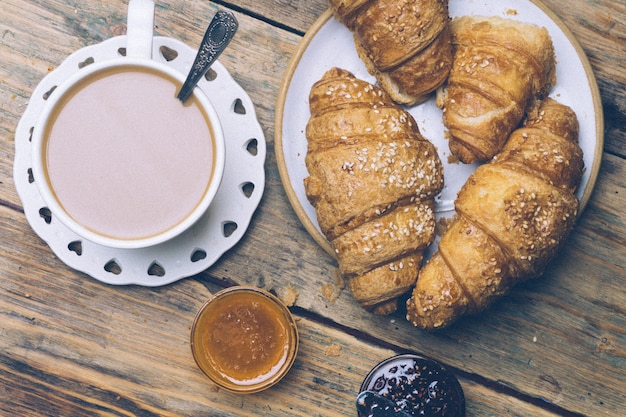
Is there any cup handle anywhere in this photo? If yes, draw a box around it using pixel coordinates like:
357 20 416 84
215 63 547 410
126 0 155 59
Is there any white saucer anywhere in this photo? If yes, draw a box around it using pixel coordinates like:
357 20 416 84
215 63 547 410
14 35 266 286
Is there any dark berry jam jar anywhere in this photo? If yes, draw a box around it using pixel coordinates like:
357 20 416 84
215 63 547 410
358 354 465 417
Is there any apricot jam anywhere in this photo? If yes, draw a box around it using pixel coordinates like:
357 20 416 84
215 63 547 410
191 286 299 393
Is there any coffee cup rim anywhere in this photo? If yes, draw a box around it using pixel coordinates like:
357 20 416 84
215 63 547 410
31 58 226 249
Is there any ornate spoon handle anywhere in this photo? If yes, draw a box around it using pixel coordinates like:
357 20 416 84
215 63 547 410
177 10 238 102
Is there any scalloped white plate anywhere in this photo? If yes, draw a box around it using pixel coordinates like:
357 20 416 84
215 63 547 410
14 35 266 286
275 0 603 258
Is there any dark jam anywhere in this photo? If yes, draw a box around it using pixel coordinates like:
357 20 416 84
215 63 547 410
359 354 465 417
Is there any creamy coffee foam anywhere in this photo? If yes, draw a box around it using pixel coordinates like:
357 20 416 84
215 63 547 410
43 66 215 240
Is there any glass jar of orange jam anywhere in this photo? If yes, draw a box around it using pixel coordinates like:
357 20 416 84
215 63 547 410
190 286 299 393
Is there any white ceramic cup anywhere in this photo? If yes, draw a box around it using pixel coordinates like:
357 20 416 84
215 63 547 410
31 0 225 249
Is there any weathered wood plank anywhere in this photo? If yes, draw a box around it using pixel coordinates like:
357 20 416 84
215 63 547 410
1 0 625 416
0 222 568 417
2 153 624 416
222 0 328 34
540 0 626 159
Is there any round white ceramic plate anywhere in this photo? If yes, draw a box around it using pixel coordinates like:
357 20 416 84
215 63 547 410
275 0 603 258
14 35 266 286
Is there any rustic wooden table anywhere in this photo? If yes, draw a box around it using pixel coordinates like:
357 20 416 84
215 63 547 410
1 0 624 416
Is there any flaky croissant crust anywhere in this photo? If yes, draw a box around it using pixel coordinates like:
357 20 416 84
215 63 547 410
305 69 443 241
333 0 449 71
330 0 452 105
305 68 443 313
437 15 556 164
407 98 584 329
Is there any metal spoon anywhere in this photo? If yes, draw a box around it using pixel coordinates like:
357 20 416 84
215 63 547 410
177 10 238 102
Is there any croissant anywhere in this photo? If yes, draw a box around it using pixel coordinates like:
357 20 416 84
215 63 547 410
329 0 453 105
304 68 444 314
437 16 556 164
406 98 584 329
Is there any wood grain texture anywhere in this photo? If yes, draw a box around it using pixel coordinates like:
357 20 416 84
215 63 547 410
1 0 625 416
224 0 328 34
0 209 565 417
539 0 626 158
